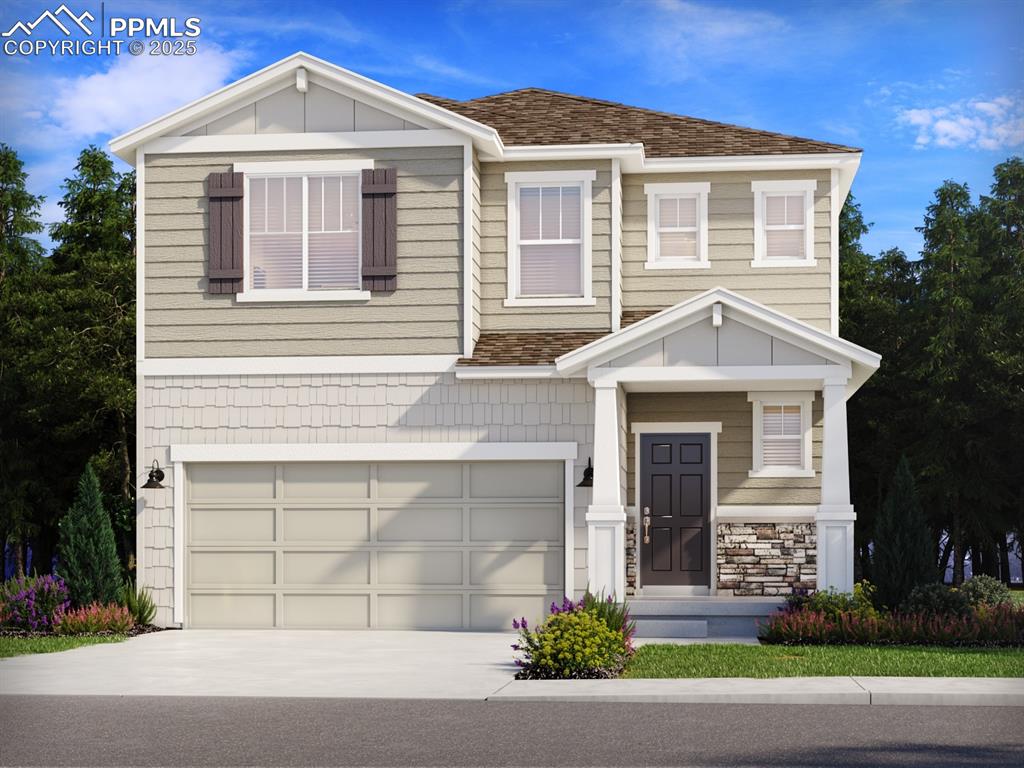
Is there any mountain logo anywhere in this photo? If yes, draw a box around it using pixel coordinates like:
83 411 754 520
2 4 94 37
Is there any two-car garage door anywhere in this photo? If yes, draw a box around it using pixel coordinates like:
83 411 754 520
185 461 565 630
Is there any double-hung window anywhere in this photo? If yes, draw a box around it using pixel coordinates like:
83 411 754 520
504 170 595 306
751 180 817 268
644 182 710 269
748 392 815 477
236 160 372 302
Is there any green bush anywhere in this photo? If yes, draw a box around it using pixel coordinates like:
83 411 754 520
961 574 1011 607
579 592 636 648
55 602 133 635
58 466 122 607
785 581 879 621
119 579 157 626
513 609 629 679
901 583 971 617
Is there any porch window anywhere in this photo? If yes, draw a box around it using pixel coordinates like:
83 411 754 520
643 182 710 269
751 180 817 268
748 392 815 477
504 170 595 307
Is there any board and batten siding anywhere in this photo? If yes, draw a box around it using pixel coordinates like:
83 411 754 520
626 392 823 507
144 146 464 357
621 169 833 331
478 159 613 332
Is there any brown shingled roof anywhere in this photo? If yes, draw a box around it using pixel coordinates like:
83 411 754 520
418 88 859 157
458 331 606 366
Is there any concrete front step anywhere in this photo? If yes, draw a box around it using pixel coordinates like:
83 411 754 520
629 598 784 639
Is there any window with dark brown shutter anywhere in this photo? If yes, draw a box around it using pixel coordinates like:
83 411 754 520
361 167 397 292
207 171 244 294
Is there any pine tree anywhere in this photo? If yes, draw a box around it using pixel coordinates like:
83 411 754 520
872 456 937 609
58 465 122 606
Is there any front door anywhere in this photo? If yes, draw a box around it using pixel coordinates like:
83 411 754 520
639 433 711 587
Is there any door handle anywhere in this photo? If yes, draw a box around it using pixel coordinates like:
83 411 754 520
642 507 651 544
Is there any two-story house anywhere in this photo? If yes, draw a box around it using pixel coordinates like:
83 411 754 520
114 53 879 631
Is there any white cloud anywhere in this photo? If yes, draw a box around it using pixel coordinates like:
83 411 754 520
48 45 243 140
896 95 1024 150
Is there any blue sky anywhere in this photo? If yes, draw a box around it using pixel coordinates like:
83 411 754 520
1 0 1021 256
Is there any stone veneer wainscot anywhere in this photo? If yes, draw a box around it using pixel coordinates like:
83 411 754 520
716 522 817 596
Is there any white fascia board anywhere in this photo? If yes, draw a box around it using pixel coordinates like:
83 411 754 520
170 442 579 463
110 51 501 163
143 129 467 156
637 152 862 174
454 365 564 380
139 355 460 377
496 143 643 162
589 364 844 387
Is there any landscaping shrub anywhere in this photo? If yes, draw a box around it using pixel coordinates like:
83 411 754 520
55 602 133 635
961 574 1011 608
0 574 70 632
512 609 629 679
901 583 971 617
58 465 122 607
578 592 636 650
871 456 937 609
118 578 157 626
785 581 879 621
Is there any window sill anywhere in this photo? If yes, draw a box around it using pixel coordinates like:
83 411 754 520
750 259 817 269
748 468 816 478
236 289 372 303
503 297 597 307
644 260 711 271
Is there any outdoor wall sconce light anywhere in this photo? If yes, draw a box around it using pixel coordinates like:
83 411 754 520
141 460 165 489
576 457 593 487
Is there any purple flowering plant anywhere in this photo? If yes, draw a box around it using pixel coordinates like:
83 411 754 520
0 573 70 632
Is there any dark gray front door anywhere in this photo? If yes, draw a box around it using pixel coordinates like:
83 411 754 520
639 433 711 587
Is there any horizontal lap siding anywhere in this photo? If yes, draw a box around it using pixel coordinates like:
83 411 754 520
621 170 832 331
626 392 823 507
144 147 465 357
479 160 612 332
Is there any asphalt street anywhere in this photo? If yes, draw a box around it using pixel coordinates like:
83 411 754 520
2 696 1023 767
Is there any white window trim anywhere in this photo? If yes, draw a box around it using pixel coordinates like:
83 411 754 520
504 169 595 307
748 390 815 478
236 159 374 303
643 182 710 270
751 180 817 268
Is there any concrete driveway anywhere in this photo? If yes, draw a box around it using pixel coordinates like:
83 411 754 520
0 630 518 699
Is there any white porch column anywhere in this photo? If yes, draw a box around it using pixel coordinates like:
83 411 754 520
586 380 626 599
817 379 856 592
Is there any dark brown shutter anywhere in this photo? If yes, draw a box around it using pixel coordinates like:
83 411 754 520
361 168 397 292
206 171 244 294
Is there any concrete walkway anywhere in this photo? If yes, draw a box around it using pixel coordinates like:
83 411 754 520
0 629 517 699
488 676 1024 706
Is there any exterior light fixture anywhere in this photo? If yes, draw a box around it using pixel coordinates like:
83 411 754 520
576 457 594 487
141 460 165 489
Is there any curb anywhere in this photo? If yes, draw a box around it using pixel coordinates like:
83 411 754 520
486 676 1024 706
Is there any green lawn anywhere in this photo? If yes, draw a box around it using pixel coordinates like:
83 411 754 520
0 634 127 658
625 643 1024 678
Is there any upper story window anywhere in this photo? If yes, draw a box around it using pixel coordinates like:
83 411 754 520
748 392 815 478
234 160 374 302
504 170 596 307
643 182 710 269
751 180 817 268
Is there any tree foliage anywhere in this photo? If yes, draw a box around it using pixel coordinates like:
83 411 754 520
57 464 122 606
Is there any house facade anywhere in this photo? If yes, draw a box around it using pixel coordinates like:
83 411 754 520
115 53 880 630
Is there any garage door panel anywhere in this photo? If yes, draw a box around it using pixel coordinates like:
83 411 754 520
469 462 562 499
469 550 561 586
377 551 463 585
191 551 275 585
282 551 370 585
470 505 562 542
191 593 275 628
283 507 370 542
377 462 463 498
190 464 276 500
470 593 561 630
191 508 275 543
378 594 463 629
282 464 370 499
377 507 462 541
283 594 370 628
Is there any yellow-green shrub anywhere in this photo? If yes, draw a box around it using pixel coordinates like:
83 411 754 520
513 609 629 679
